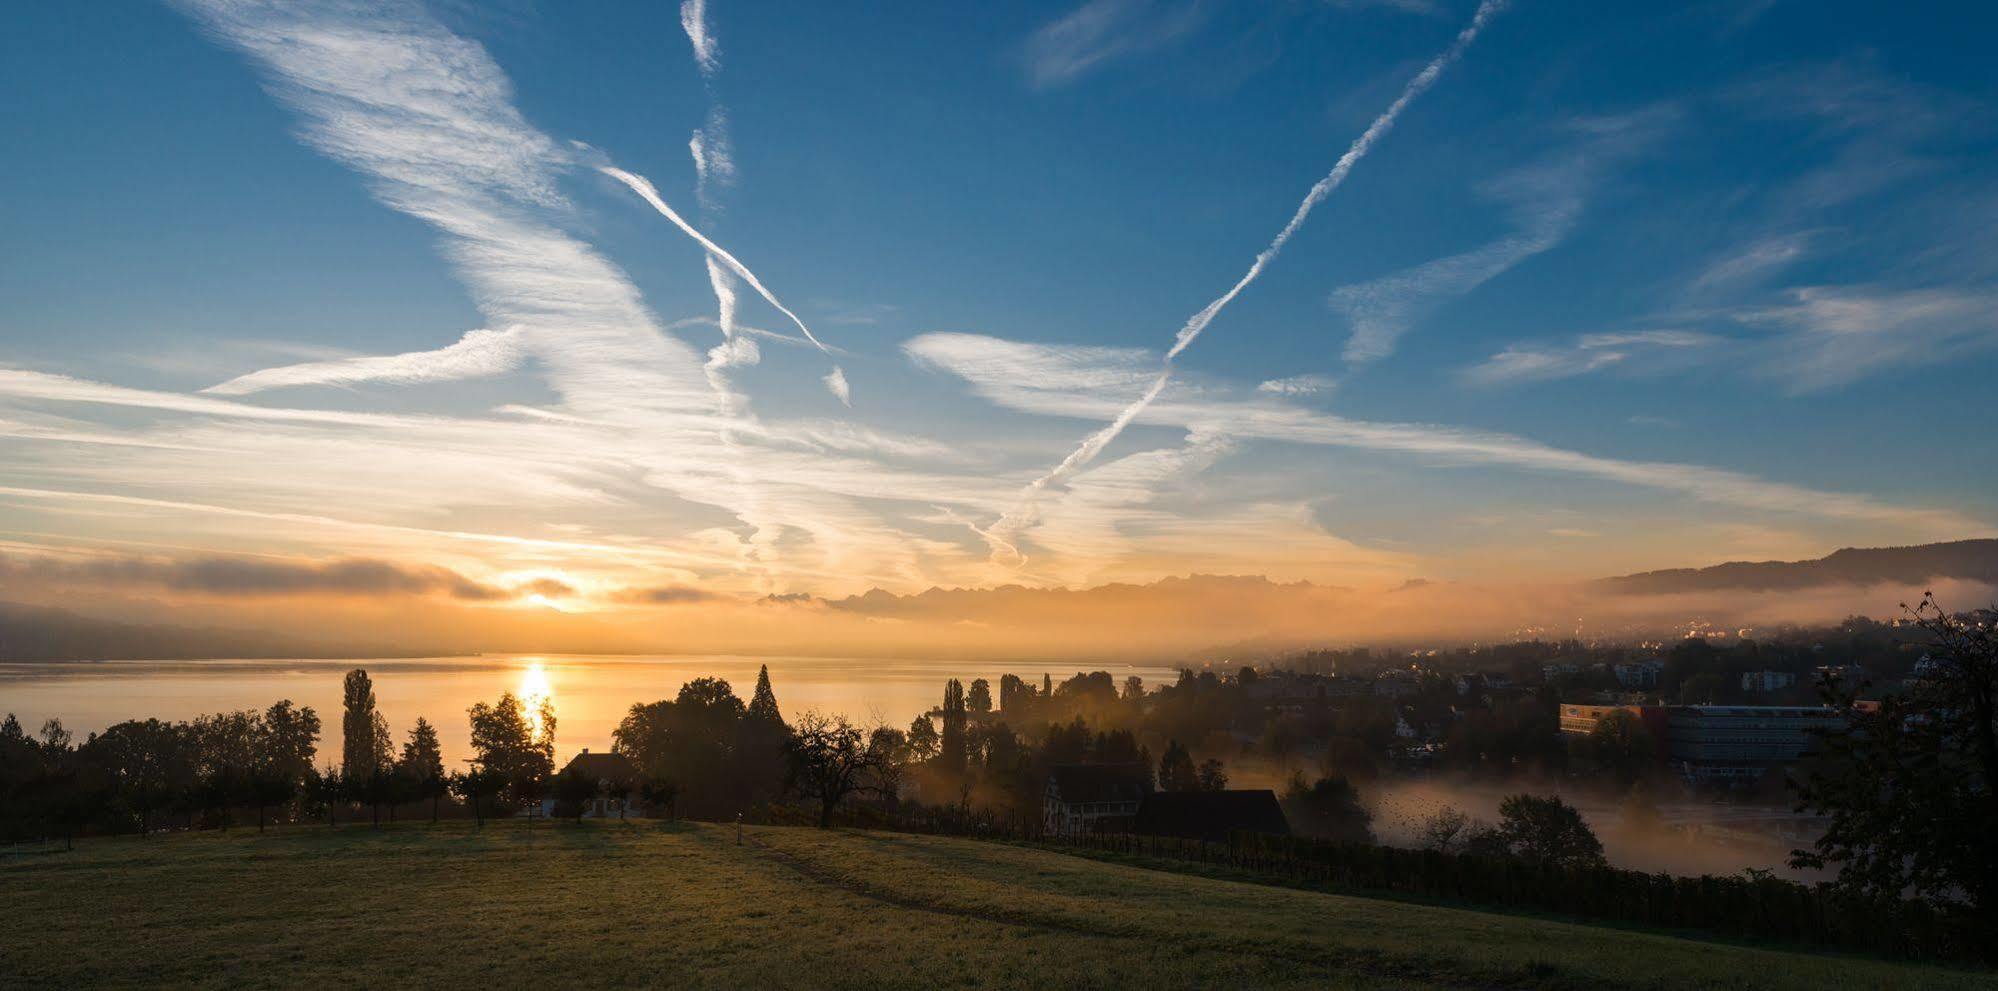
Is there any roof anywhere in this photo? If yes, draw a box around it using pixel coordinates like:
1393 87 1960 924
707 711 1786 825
562 749 640 782
1133 790 1290 841
1047 763 1152 805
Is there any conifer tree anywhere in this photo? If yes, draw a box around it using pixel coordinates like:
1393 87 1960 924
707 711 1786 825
747 664 784 725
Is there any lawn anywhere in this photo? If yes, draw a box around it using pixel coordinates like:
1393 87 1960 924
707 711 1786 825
0 820 1988 990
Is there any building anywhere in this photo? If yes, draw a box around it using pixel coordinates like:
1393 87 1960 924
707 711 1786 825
1665 706 1842 782
1043 763 1152 836
1558 703 1671 759
1612 660 1664 688
537 749 644 819
1131 790 1290 842
1740 670 1797 693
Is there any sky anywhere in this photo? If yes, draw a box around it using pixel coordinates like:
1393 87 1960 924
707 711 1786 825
2 0 1996 649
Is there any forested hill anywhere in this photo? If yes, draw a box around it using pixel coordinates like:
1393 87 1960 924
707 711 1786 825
0 602 341 661
1600 539 1998 594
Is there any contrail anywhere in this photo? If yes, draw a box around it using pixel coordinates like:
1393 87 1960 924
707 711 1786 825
600 165 832 355
982 0 1508 561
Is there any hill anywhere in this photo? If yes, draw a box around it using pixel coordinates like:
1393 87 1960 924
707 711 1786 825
1 821 1985 989
1601 539 1998 595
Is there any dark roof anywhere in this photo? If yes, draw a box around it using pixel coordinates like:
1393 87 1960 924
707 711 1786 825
1047 763 1153 805
1133 790 1290 841
562 750 639 782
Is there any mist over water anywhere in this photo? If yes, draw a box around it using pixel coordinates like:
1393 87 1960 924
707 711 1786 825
1367 777 1830 881
0 654 1181 769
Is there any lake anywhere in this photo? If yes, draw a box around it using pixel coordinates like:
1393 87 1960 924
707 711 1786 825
0 654 1184 767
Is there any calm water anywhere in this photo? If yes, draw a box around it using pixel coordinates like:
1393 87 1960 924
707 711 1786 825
0 655 1182 767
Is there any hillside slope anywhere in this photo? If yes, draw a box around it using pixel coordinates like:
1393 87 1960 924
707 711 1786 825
1602 539 1998 594
0 822 1986 990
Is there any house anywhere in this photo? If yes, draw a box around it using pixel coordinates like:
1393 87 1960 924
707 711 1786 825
1043 763 1152 836
536 749 644 819
1132 790 1290 842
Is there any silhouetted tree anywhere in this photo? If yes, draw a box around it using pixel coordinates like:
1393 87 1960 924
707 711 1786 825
1490 794 1605 868
906 714 939 763
967 678 992 714
1122 676 1144 701
449 767 504 827
605 777 632 820
399 717 447 822
82 718 188 835
786 712 896 828
1794 593 1998 916
554 764 598 822
640 777 679 819
1579 709 1655 788
939 680 967 775
1158 739 1198 791
1195 758 1228 791
1282 772 1373 843
468 691 554 809
341 669 389 780
747 665 784 725
1419 807 1472 853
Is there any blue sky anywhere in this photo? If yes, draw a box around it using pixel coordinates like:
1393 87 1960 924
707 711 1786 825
1 0 1995 611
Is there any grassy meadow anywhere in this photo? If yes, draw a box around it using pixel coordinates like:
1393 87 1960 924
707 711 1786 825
1 820 1990 990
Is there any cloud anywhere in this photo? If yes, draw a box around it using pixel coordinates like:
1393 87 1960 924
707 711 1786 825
822 366 852 407
1741 285 1998 392
0 551 523 600
1256 374 1339 396
689 107 736 213
1333 107 1675 367
906 331 1989 539
202 326 526 395
680 0 719 77
1019 0 1204 90
983 0 1508 561
612 584 721 605
1461 330 1718 387
1692 231 1815 290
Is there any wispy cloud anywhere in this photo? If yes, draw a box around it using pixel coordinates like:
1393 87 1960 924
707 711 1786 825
1742 285 1998 392
1256 374 1339 396
203 326 526 395
1020 0 1204 90
1334 107 1674 367
907 331 1988 539
679 0 719 77
1461 330 1718 387
1692 231 1815 290
982 0 1508 562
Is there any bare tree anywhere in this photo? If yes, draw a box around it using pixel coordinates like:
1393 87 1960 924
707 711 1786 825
785 711 897 828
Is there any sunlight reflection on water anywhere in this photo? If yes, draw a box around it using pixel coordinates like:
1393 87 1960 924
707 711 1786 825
0 654 1181 767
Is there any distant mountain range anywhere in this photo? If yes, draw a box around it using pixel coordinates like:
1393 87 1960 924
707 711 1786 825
1599 539 1998 595
0 602 379 662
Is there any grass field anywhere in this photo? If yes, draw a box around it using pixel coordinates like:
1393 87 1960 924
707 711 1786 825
2 820 1990 990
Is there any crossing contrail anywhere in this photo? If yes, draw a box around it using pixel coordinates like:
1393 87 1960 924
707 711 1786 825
599 165 832 355
981 0 1509 562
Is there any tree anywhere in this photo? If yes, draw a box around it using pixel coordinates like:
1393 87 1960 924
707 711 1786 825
1493 794 1605 868
1793 594 1998 915
747 665 784 726
250 700 320 831
605 778 632 820
1123 676 1145 701
1158 740 1198 791
341 669 388 780
1282 772 1373 843
785 712 895 827
1419 807 1471 853
967 678 992 714
399 718 447 822
449 767 504 827
1580 709 1655 787
905 714 939 763
303 767 343 826
83 719 188 835
1195 758 1229 792
640 777 680 820
468 692 554 809
939 680 967 775
553 764 599 822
